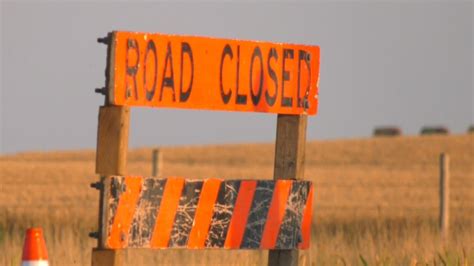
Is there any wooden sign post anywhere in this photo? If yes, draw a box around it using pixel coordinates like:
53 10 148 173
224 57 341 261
269 114 309 266
92 106 130 265
91 31 320 266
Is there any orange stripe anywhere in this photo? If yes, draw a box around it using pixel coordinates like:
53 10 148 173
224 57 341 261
298 185 314 249
107 176 143 248
260 180 292 248
187 178 222 248
224 180 257 248
150 177 185 248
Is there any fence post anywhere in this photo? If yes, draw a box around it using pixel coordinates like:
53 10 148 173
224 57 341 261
268 114 309 266
152 148 162 177
439 153 449 242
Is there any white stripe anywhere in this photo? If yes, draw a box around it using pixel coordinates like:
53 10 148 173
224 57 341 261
22 260 49 266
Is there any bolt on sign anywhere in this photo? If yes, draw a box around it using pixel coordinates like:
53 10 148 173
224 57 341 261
105 31 320 115
103 176 313 249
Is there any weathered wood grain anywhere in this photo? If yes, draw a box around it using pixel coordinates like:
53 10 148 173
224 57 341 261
95 106 130 176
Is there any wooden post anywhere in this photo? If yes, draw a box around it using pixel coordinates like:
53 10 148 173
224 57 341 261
152 148 162 176
439 153 449 241
92 105 130 266
268 114 309 266
91 248 124 266
95 106 130 176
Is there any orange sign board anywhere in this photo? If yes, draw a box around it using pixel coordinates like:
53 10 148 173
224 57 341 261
106 31 320 115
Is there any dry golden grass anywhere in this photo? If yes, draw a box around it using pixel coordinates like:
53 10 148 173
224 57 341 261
1 134 473 265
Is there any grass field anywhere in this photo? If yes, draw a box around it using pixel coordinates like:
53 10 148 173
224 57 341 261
1 134 473 265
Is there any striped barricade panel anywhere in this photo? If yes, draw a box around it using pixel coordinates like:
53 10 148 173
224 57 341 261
105 176 313 250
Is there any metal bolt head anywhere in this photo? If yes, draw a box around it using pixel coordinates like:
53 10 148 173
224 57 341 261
90 182 103 190
88 231 99 239
94 87 106 95
97 36 110 45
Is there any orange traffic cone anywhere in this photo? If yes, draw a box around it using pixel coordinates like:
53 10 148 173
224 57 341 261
21 228 49 266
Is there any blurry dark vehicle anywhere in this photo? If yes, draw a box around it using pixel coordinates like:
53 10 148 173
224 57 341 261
420 126 449 135
373 126 402 137
468 125 474 134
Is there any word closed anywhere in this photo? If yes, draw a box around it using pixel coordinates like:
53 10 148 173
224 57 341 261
107 31 320 115
105 176 313 249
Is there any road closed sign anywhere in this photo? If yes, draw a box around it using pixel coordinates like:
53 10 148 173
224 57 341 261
105 31 320 115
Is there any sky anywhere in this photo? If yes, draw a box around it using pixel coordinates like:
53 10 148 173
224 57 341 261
1 1 473 154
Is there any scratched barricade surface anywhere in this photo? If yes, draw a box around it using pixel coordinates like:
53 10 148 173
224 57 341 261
104 176 313 250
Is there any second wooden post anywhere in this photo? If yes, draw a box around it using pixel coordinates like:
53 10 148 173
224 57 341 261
268 114 309 266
